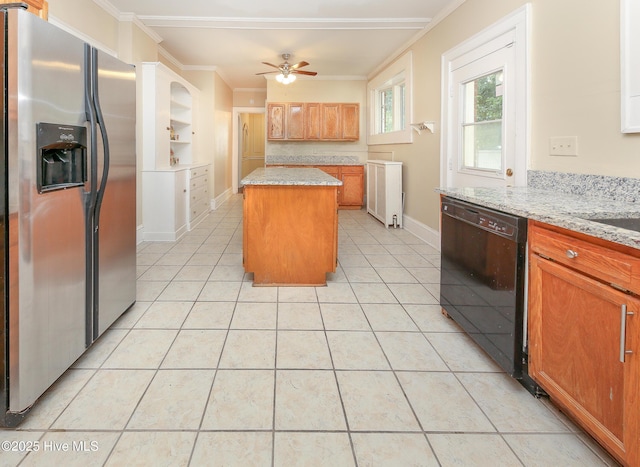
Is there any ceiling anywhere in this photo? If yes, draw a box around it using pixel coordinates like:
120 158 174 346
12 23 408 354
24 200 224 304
105 0 461 90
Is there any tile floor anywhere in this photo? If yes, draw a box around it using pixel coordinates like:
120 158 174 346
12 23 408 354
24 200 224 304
1 194 619 466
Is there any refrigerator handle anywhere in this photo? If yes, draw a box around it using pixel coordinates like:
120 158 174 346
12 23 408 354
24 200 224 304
91 47 110 223
83 43 99 347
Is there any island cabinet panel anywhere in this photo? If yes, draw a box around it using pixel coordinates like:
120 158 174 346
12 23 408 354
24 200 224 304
243 185 338 286
528 221 640 467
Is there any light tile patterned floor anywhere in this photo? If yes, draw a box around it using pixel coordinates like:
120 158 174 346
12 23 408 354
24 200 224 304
1 195 619 466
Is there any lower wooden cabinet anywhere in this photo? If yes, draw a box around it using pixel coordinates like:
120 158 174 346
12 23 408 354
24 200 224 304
314 165 364 209
267 164 364 209
528 221 640 466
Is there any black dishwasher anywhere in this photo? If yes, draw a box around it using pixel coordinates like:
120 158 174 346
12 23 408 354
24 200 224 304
439 196 541 395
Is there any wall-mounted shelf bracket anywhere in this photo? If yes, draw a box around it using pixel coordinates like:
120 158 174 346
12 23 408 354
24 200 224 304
410 121 435 134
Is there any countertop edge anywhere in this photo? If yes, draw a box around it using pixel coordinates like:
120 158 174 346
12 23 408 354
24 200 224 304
437 187 640 251
242 167 343 186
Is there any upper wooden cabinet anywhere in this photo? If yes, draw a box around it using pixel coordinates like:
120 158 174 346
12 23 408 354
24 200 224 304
0 0 47 19
267 102 359 141
287 103 305 140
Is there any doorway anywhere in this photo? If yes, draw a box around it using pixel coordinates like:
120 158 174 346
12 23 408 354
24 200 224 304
232 107 266 194
441 5 529 188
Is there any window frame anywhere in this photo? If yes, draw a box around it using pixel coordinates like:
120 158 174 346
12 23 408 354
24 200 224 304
367 51 413 145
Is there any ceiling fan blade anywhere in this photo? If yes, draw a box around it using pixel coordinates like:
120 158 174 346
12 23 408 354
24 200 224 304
261 62 281 69
255 71 279 75
290 61 309 70
292 70 317 76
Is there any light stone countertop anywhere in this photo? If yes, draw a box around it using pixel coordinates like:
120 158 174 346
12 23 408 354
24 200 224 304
242 167 343 186
437 186 640 250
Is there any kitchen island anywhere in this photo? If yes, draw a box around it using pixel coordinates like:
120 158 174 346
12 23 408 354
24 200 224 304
241 167 342 286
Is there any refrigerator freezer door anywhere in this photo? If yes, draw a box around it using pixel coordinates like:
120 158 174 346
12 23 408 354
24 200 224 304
6 9 87 412
92 49 136 337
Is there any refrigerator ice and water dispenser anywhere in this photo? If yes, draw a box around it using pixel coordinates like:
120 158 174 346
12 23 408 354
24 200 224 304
36 122 86 193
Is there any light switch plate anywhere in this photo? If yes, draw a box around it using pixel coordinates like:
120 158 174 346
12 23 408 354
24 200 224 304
549 136 578 156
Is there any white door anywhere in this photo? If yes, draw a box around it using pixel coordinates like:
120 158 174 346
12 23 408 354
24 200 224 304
442 7 529 188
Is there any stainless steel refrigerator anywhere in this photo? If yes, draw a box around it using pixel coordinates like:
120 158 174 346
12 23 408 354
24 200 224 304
0 6 136 426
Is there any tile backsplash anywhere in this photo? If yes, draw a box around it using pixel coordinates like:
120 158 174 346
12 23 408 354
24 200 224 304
528 170 640 203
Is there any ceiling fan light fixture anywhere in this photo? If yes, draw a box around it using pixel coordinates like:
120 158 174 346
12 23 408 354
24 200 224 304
276 72 296 84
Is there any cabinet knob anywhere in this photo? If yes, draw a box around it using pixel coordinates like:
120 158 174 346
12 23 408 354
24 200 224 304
565 249 578 259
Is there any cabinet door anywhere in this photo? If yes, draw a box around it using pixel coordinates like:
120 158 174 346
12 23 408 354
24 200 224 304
529 254 639 464
287 103 305 139
341 104 360 141
175 171 188 233
340 166 364 207
305 103 321 139
267 103 286 140
321 103 341 140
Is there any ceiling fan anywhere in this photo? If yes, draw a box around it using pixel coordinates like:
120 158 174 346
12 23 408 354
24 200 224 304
256 53 317 83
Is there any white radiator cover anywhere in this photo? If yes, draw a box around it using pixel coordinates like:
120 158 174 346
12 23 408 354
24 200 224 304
366 160 403 228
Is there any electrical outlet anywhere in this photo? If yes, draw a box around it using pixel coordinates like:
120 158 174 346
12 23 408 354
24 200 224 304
549 136 578 156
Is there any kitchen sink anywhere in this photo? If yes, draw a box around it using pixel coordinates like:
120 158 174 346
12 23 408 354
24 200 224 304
587 217 640 232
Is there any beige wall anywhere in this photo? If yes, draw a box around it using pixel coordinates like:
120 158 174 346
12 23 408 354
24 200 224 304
214 74 234 198
234 89 267 108
48 0 118 51
368 0 640 235
530 0 640 176
266 79 369 160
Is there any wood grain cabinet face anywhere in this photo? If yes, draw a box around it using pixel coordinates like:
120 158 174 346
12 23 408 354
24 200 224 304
0 0 48 18
528 222 640 466
267 102 359 141
286 103 305 140
304 103 321 140
313 165 363 209
338 166 364 207
320 103 341 140
267 103 286 140
341 104 360 141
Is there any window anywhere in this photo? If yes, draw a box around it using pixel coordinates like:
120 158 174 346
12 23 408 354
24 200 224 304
378 78 406 134
462 71 504 172
368 51 413 144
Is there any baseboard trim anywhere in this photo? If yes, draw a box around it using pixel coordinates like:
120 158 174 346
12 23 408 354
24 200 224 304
403 214 440 251
212 188 233 210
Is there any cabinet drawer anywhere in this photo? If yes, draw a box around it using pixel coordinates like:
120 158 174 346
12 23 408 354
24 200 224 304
190 175 208 190
190 166 209 179
340 165 363 174
529 224 640 292
190 186 208 203
190 199 209 220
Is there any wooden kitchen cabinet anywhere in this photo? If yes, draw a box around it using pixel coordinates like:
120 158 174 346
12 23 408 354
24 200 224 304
340 103 360 140
267 103 285 140
320 103 341 140
528 221 640 466
0 0 47 18
304 103 321 139
287 103 305 139
315 165 364 209
267 102 359 141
